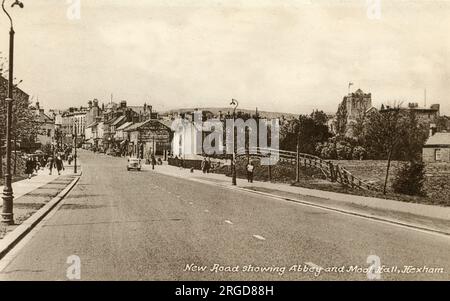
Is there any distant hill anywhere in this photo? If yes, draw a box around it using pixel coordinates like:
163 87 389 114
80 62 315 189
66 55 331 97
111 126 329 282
162 107 300 119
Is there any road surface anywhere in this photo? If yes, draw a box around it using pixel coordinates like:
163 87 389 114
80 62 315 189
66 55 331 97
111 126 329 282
0 151 448 280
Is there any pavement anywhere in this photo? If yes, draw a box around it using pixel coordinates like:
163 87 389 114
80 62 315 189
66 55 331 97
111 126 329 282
0 162 81 244
0 162 79 201
143 163 450 224
0 150 448 280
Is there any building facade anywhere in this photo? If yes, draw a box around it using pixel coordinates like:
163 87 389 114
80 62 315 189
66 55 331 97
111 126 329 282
124 120 172 159
423 131 450 163
332 89 373 137
30 101 55 147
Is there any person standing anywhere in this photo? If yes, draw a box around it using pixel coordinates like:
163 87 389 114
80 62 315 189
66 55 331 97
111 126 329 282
206 158 212 174
201 157 207 174
55 156 64 175
246 162 254 183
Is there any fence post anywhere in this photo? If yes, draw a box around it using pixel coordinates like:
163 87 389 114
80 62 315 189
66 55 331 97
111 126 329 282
329 162 335 182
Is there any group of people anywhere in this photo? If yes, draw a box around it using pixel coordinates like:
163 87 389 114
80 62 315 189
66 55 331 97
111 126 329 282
147 154 163 170
201 157 212 174
24 154 66 179
47 155 65 176
24 156 41 179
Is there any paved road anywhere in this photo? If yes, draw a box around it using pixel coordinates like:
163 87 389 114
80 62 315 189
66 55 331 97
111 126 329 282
0 151 449 280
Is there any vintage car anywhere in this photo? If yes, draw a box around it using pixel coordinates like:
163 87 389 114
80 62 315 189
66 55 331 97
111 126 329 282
127 157 142 171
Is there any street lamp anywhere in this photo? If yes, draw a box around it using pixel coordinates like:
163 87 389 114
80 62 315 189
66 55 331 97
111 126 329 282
230 98 239 186
1 0 24 225
73 119 78 174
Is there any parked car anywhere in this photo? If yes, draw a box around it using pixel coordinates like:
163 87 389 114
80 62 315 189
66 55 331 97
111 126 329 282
127 157 141 171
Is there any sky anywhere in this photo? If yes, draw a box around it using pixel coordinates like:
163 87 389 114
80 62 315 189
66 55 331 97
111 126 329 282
0 0 449 115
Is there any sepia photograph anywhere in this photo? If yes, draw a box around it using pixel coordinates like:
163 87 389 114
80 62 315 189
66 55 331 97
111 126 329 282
0 0 449 290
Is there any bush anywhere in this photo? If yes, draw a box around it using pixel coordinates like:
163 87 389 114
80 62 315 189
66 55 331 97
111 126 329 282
392 161 426 196
320 143 337 159
352 146 367 160
336 142 352 160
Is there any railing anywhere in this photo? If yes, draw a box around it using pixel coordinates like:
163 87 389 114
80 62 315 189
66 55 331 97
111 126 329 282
236 147 379 191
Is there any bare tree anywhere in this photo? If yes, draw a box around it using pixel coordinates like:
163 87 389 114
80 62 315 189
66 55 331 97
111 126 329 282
365 106 405 194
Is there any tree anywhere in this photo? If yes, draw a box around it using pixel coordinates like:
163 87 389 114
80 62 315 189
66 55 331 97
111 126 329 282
280 110 331 154
392 161 426 196
396 110 428 162
364 107 405 194
436 116 450 132
0 71 39 175
335 101 348 137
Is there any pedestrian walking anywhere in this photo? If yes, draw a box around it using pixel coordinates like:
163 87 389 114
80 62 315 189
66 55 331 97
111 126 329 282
25 156 34 179
246 162 254 183
47 156 54 175
151 154 156 170
68 154 73 165
34 157 40 173
55 156 64 175
40 156 46 170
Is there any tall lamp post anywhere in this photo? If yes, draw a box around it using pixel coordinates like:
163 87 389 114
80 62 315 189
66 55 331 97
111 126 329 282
230 99 239 186
1 0 24 225
73 119 78 174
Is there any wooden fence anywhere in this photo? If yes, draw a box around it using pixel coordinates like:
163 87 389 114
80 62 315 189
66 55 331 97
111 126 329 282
237 147 379 192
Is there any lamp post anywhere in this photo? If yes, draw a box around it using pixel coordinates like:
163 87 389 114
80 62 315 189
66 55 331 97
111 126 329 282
1 0 24 226
230 99 239 186
73 119 78 174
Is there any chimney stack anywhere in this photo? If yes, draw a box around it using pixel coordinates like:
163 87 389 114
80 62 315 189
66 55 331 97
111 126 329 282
429 123 437 137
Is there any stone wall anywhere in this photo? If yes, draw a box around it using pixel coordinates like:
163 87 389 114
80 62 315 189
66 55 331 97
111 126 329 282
423 147 450 163
424 162 450 205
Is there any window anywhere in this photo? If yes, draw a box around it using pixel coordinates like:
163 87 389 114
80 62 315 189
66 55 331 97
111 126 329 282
435 149 442 161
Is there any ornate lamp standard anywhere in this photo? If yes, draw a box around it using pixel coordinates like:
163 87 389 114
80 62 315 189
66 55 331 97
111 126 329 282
73 119 78 174
230 99 239 186
1 0 24 225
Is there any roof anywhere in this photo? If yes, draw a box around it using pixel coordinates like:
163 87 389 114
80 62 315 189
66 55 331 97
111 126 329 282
159 120 173 129
123 121 147 132
425 132 450 146
86 121 98 128
124 119 172 132
116 121 133 131
128 106 145 114
111 115 126 126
